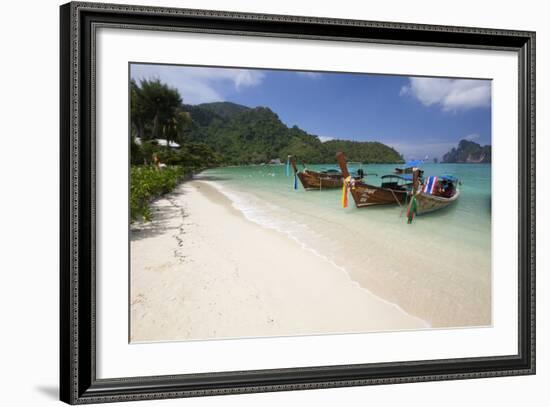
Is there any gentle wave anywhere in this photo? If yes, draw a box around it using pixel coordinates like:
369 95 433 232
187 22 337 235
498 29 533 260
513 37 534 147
206 179 431 329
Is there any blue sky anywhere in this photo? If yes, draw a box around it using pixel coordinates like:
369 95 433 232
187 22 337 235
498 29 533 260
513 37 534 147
131 63 491 160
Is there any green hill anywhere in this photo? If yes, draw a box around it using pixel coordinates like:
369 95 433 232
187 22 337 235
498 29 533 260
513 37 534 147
130 79 404 166
196 101 250 119
323 140 403 164
183 102 404 165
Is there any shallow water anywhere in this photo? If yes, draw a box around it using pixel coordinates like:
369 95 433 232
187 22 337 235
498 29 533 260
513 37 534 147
199 163 492 328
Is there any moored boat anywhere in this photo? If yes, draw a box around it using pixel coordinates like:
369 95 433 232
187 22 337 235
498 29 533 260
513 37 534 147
336 152 410 207
290 156 362 190
406 170 460 222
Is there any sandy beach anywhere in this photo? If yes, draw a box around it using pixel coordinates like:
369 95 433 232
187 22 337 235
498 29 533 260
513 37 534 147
130 180 428 343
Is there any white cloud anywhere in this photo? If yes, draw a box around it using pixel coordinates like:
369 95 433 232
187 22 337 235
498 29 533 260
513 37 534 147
296 71 322 79
317 136 334 143
400 77 491 112
130 64 265 104
399 86 410 96
232 69 265 89
464 133 480 141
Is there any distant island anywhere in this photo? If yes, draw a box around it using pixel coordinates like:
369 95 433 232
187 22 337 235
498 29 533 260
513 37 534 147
442 139 491 163
130 79 404 167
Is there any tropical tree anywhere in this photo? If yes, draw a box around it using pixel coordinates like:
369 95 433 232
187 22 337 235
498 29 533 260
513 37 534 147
162 109 192 147
130 79 147 140
130 78 182 141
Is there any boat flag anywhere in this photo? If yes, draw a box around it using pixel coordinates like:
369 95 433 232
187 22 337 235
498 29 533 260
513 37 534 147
342 176 351 208
294 173 298 190
406 195 417 224
423 176 438 195
286 156 290 177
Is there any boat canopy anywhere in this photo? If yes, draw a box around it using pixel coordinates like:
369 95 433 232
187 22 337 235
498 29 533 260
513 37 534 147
320 168 341 174
404 159 424 168
381 174 413 182
440 174 458 183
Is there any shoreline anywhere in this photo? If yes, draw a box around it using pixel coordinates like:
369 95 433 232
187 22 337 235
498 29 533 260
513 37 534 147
205 178 429 328
200 162 491 169
130 179 428 343
199 164 491 329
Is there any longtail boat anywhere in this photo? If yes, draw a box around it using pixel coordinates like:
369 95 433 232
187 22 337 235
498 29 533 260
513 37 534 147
289 156 362 190
395 159 424 178
406 170 460 222
336 152 411 207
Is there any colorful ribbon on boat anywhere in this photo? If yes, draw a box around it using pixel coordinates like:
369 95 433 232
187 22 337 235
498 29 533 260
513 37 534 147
406 195 417 224
342 176 351 208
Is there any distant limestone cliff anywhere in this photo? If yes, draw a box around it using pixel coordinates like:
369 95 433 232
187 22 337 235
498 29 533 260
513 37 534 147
442 140 491 163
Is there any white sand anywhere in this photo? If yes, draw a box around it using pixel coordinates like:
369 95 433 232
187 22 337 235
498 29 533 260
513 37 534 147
130 180 427 342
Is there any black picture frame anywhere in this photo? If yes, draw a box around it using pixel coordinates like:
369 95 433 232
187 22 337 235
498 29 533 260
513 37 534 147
60 1 536 404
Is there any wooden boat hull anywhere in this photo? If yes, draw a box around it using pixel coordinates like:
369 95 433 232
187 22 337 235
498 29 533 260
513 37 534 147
297 170 346 190
290 156 351 190
414 188 460 214
334 152 409 206
349 183 409 207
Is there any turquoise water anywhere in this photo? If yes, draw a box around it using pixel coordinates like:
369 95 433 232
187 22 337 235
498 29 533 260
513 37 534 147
199 163 492 328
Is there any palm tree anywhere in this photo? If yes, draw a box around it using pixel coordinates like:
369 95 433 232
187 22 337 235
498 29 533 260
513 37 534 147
162 110 192 148
130 78 182 141
130 79 147 140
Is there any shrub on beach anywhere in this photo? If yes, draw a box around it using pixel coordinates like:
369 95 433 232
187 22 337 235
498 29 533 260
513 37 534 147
157 143 223 168
130 165 189 222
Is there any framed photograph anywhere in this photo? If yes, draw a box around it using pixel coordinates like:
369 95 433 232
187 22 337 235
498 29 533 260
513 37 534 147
60 1 535 404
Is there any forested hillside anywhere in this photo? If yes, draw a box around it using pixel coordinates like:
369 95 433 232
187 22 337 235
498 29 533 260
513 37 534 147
130 78 404 166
